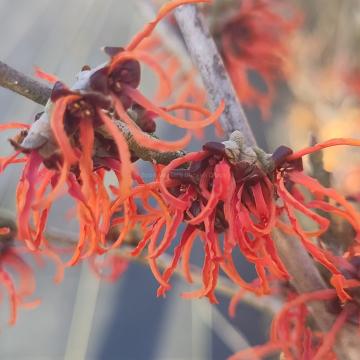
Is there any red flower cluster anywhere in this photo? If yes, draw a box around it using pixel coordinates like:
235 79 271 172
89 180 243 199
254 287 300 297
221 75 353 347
217 0 301 118
230 288 356 360
0 0 224 323
0 225 63 325
141 134 360 303
0 0 222 263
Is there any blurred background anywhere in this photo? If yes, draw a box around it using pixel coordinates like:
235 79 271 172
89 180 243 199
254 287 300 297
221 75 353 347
1 0 360 359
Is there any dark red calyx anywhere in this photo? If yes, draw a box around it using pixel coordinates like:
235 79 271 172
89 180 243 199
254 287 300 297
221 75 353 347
287 157 303 172
137 115 156 133
326 299 360 325
184 199 228 234
189 158 208 174
232 161 265 184
42 153 62 170
51 81 73 102
169 158 208 185
81 92 111 111
103 46 124 58
109 59 141 92
89 67 110 94
132 104 156 133
222 18 253 55
272 145 293 169
202 141 226 157
66 92 110 127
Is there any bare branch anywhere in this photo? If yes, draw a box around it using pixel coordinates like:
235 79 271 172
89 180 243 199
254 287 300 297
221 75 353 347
174 4 256 146
0 61 51 106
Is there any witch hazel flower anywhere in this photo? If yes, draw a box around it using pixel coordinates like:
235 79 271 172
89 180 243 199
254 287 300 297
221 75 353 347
152 132 288 302
0 245 39 326
214 0 301 118
229 255 360 359
230 286 360 360
141 132 360 303
0 224 63 325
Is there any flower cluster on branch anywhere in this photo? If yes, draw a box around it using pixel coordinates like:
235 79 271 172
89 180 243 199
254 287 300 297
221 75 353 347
0 0 360 358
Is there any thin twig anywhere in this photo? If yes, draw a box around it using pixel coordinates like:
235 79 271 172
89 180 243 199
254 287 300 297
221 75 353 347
174 4 360 359
0 60 51 105
174 4 256 146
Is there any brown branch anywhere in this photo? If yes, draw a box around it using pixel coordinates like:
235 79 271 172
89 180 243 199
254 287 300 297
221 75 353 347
174 4 256 146
174 4 360 359
0 61 183 165
0 60 51 105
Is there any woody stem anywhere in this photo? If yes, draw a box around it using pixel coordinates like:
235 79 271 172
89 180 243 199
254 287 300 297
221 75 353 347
174 4 256 146
174 4 360 360
0 60 51 105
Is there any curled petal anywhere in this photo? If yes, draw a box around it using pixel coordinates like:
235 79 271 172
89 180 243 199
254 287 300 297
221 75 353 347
34 66 59 84
313 306 351 360
0 122 30 131
126 0 211 51
159 151 208 210
289 171 360 240
181 228 198 284
50 95 80 164
0 151 27 173
108 50 171 99
157 225 197 297
279 183 350 300
147 220 171 289
16 151 43 247
125 87 225 130
113 97 192 151
97 110 132 198
186 160 230 225
287 138 360 161
278 176 330 237
2 250 36 299
0 269 17 325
